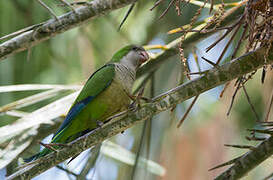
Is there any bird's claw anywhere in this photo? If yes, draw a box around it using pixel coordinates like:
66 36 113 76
96 120 104 127
138 96 153 103
127 86 152 111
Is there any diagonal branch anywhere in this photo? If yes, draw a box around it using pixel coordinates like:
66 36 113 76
0 0 136 61
215 135 273 180
7 43 273 180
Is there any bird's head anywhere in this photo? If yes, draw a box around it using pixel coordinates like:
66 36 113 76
110 45 149 71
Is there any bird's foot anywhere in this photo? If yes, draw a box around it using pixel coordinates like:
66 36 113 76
128 101 137 111
96 120 104 127
128 94 152 103
127 87 152 111
139 96 153 102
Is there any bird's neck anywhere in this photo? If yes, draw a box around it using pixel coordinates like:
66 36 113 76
114 62 136 80
114 63 136 94
120 56 138 72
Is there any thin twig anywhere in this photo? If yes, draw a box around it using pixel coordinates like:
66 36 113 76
209 0 214 14
201 56 217 66
118 3 135 31
131 117 148 180
261 65 267 84
57 0 76 12
209 155 243 171
158 0 175 19
260 121 273 126
215 21 242 65
242 84 260 121
247 128 273 135
193 47 202 72
264 88 273 122
227 79 241 116
177 95 199 128
57 1 89 6
131 72 155 180
146 72 154 169
0 23 44 41
224 144 255 150
36 0 59 21
245 136 266 141
27 47 32 62
188 71 209 75
206 16 244 53
206 28 233 52
231 21 248 59
150 0 165 11
39 142 58 152
219 81 231 98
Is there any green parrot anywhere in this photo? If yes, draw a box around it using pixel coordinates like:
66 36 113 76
25 45 149 162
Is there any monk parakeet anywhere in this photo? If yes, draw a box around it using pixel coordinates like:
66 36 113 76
25 45 149 162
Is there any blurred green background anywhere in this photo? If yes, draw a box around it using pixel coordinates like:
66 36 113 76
0 0 272 179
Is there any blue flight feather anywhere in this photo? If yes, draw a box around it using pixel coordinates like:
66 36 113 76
53 96 94 139
51 64 115 142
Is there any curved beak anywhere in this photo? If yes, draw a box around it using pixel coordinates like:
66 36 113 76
140 51 149 63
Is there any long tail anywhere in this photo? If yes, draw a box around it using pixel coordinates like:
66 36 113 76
23 153 39 163
24 129 92 163
23 148 51 163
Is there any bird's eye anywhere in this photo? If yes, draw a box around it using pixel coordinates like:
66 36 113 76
132 47 138 51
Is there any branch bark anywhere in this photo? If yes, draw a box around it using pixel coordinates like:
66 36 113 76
7 44 273 180
215 135 273 180
0 0 136 61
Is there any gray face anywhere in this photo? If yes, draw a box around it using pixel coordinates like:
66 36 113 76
125 46 149 69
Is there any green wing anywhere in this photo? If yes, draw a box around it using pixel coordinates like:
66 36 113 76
52 64 115 141
74 64 115 105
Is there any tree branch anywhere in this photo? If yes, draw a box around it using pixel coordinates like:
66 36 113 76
0 0 136 61
7 44 273 179
215 135 273 180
